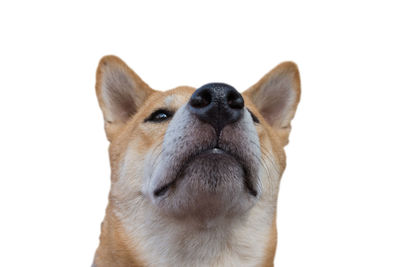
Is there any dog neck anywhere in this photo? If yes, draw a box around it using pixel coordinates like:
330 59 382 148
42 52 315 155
94 194 277 267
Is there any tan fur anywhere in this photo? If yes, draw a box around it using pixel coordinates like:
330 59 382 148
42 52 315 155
93 56 300 267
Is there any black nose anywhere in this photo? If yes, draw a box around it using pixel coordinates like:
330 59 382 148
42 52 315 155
188 83 244 134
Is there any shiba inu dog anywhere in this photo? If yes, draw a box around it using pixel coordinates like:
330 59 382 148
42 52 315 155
92 55 300 267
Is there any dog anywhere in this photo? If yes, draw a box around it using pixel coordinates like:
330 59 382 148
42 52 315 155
92 55 300 267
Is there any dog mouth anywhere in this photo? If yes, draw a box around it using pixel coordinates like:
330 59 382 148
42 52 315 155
153 147 258 198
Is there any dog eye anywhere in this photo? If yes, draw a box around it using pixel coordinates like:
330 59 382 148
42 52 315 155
247 109 260 123
144 109 173 123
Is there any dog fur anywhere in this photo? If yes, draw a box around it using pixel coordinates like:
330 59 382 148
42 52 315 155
92 55 300 267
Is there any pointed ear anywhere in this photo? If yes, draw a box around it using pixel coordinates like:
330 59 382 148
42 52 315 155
243 62 301 145
95 55 155 141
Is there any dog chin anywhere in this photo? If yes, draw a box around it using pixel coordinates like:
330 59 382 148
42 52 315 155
153 149 257 221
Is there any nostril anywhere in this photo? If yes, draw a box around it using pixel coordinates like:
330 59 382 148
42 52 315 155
227 91 244 109
190 89 212 108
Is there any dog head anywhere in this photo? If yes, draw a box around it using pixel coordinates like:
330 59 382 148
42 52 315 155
96 56 300 224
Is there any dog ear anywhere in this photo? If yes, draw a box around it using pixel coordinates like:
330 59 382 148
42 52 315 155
95 55 155 141
244 62 301 145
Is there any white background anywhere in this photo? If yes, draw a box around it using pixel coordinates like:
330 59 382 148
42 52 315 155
1 1 399 266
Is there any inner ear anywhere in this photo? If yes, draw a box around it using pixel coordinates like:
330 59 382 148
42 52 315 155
243 62 300 145
244 62 300 129
95 55 155 140
256 72 297 127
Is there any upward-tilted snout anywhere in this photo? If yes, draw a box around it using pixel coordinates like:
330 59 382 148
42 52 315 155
188 83 244 135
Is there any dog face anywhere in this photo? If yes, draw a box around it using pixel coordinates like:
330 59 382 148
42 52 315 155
94 56 300 266
96 56 300 228
96 56 300 226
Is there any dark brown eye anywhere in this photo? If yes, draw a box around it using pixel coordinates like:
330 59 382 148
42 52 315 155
247 108 260 123
144 109 173 123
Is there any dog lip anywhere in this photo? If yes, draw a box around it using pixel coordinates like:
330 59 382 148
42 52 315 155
153 146 258 198
154 181 174 197
202 147 225 155
153 147 226 197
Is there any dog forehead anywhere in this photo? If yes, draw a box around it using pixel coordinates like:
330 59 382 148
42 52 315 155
161 86 195 108
163 94 187 107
